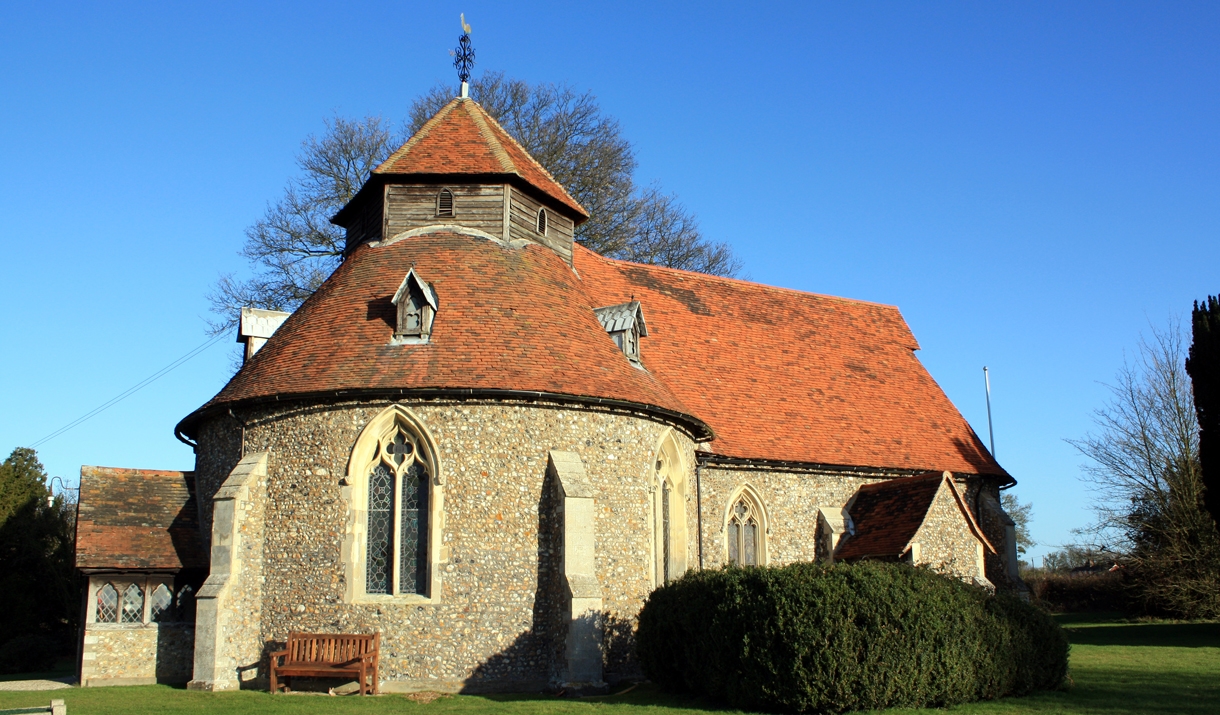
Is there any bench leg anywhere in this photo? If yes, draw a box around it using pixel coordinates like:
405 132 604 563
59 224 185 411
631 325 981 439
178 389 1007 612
270 668 278 694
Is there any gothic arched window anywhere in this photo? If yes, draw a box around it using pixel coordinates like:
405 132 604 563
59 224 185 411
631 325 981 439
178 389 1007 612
537 207 548 235
651 432 688 585
150 583 174 622
726 491 766 566
365 424 431 596
121 583 144 624
96 583 118 623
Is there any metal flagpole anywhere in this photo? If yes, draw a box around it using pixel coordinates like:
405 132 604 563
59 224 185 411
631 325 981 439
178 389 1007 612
983 366 995 458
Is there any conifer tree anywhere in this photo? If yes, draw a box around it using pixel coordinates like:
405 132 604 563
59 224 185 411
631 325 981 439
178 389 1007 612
1187 295 1220 526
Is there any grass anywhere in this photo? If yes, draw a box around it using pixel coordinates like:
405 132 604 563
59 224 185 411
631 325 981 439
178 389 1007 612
0 614 1215 714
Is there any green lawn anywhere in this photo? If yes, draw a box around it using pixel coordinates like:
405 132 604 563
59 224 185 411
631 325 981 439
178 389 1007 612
0 615 1215 714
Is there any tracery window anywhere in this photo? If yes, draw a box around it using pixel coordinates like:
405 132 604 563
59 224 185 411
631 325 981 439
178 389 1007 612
727 496 762 566
96 583 118 623
365 425 430 596
121 583 144 624
149 583 174 622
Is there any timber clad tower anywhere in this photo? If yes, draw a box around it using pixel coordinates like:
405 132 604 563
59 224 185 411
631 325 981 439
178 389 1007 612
74 92 1025 692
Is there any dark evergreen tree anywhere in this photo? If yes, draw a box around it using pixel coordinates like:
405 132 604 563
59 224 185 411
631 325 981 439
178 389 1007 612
1187 296 1220 527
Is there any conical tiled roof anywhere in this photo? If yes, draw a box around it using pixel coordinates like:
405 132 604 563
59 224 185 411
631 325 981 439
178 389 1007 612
373 98 588 219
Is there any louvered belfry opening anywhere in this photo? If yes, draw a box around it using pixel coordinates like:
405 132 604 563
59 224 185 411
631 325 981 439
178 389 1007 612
436 188 455 217
536 207 547 235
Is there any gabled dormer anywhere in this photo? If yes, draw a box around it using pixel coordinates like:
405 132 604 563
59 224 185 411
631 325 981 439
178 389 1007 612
391 268 438 345
594 301 648 366
332 97 589 266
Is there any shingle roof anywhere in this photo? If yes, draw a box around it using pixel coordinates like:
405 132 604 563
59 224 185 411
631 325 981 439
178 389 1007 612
181 231 704 436
75 467 207 571
575 247 1006 476
593 301 647 335
835 472 945 560
373 98 588 219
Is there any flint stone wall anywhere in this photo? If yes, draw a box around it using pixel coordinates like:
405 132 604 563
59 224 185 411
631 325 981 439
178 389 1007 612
194 398 693 691
80 624 194 686
910 483 986 581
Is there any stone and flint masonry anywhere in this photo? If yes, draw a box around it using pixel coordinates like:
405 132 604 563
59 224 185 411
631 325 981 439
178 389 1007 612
74 90 1027 692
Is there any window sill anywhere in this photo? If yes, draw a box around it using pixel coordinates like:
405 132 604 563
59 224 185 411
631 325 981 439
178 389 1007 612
350 593 440 606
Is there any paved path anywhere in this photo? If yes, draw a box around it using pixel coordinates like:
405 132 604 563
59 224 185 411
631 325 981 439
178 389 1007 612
0 678 73 692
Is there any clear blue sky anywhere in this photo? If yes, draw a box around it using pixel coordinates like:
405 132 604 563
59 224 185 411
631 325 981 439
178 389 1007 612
2 2 1217 563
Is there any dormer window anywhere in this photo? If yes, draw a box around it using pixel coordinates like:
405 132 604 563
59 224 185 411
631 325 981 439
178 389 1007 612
594 301 648 366
436 188 455 218
536 207 547 235
391 268 439 344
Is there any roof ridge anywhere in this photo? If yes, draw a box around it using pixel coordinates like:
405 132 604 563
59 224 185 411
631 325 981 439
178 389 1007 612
374 98 461 174
462 99 517 174
465 100 588 215
575 244 906 313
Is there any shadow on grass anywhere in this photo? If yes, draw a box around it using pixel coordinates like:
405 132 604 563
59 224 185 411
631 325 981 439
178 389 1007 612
1064 621 1220 648
469 683 737 712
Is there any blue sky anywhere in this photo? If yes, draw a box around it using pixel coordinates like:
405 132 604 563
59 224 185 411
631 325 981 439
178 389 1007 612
1 2 1217 563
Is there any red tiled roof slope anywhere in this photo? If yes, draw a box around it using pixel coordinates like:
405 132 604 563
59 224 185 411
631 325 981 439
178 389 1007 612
76 467 207 571
574 247 1004 475
375 98 587 219
192 232 699 427
835 472 943 560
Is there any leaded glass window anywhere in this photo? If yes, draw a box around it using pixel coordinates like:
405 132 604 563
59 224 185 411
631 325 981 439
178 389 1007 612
176 584 196 623
150 583 174 622
96 583 118 623
121 583 144 624
366 463 394 594
365 424 431 596
399 462 429 594
727 497 761 566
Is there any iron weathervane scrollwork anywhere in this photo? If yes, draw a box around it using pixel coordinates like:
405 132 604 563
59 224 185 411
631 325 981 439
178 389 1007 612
453 14 475 87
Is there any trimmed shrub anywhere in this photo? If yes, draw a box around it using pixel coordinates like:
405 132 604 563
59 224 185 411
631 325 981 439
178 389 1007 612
637 561 1068 714
1025 570 1129 613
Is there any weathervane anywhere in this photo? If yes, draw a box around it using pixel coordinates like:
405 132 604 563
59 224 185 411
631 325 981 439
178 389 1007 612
452 13 475 98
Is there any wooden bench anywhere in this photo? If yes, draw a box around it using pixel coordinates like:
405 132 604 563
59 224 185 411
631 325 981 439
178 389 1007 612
269 632 380 695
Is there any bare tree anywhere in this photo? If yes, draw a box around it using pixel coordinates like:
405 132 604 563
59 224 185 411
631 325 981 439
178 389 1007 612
1068 319 1220 617
207 116 403 333
212 73 743 332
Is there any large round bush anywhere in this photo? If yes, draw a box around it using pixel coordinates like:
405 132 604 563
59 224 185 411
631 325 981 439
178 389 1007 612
637 561 1067 714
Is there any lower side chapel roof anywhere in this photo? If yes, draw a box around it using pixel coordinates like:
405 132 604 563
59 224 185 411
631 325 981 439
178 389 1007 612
179 231 1007 480
75 467 207 571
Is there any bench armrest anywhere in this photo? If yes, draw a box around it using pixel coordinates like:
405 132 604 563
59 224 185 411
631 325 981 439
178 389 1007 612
269 649 289 664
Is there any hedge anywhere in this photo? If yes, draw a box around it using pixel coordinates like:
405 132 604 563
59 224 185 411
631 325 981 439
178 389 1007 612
636 561 1068 714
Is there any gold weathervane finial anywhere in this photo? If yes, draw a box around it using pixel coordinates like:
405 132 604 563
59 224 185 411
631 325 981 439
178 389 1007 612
461 13 471 34
453 14 475 97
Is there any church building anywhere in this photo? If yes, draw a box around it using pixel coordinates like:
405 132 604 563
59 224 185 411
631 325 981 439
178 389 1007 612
73 89 1023 692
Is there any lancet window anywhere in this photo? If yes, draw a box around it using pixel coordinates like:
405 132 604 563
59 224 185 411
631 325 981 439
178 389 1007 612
365 424 431 596
650 433 688 586
149 583 174 622
120 583 144 624
537 207 548 235
96 583 118 623
436 188 455 217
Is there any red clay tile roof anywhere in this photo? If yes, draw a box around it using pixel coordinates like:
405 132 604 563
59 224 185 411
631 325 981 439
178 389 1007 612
574 247 1005 476
835 472 945 560
182 231 703 434
75 467 207 571
373 98 587 219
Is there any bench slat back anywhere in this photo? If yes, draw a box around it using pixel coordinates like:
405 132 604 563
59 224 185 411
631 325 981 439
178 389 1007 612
285 632 378 664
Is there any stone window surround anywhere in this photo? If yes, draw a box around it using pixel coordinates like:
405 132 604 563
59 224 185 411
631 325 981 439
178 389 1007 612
649 429 689 587
341 404 446 605
722 484 769 566
84 574 182 627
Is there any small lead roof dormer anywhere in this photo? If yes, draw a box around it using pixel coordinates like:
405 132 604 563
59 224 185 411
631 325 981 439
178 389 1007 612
391 268 439 344
595 301 648 366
